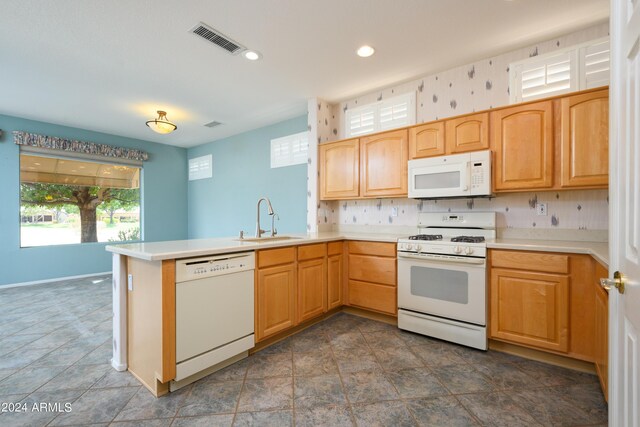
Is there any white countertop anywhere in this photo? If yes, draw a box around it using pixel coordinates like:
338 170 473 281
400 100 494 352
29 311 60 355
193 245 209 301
488 238 609 267
106 231 609 267
105 231 402 261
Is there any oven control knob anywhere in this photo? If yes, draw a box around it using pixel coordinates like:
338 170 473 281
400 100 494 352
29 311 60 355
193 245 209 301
415 244 422 252
464 247 474 255
453 246 462 254
406 244 413 250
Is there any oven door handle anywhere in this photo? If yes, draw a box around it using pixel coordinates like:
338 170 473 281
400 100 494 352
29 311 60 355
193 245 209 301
397 252 486 265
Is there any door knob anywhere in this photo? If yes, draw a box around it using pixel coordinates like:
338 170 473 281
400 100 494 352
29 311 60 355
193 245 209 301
600 271 625 294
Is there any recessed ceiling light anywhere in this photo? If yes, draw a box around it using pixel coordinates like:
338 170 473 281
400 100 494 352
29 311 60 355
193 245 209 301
243 50 262 61
357 45 375 58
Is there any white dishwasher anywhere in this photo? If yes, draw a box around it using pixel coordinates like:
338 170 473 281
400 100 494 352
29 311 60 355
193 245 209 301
172 251 255 389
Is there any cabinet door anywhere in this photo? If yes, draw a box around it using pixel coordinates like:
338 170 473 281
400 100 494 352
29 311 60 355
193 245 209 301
256 264 296 341
348 280 397 315
409 121 445 159
360 129 408 197
490 268 569 352
297 258 326 323
445 112 489 154
319 139 359 200
594 262 608 401
560 89 609 188
492 101 554 191
327 253 343 310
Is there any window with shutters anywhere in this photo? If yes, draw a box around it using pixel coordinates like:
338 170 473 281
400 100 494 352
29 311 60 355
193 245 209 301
510 37 609 103
345 92 416 138
270 131 309 168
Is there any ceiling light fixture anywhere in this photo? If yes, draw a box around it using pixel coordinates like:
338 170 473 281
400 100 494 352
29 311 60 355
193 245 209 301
243 50 262 61
357 45 375 58
146 110 177 134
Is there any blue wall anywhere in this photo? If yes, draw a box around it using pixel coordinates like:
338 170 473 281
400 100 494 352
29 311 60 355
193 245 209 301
0 114 189 286
188 115 308 239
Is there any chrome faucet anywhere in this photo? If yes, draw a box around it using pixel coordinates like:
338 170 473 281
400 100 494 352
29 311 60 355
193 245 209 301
255 197 275 238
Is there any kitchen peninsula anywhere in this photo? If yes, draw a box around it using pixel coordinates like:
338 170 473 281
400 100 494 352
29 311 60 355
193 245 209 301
107 231 608 396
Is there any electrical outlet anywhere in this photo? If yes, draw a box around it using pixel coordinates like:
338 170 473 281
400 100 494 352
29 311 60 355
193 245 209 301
536 203 548 216
391 207 398 217
127 274 133 291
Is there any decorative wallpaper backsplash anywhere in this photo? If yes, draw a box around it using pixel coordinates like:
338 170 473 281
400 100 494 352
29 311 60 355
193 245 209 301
335 22 609 137
319 190 608 233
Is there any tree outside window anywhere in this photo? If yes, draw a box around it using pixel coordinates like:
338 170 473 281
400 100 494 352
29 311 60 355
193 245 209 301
19 153 141 247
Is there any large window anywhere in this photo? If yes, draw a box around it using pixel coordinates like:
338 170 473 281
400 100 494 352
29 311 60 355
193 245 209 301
19 151 141 247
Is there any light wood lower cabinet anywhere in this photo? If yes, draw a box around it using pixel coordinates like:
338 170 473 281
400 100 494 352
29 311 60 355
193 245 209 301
489 250 598 362
327 242 344 310
346 241 397 316
594 262 609 400
490 268 569 352
297 244 327 324
256 248 296 341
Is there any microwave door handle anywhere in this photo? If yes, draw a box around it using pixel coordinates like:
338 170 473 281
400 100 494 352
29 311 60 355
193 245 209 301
462 162 471 191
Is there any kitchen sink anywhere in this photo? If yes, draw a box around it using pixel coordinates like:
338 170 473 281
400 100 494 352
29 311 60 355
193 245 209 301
236 236 304 242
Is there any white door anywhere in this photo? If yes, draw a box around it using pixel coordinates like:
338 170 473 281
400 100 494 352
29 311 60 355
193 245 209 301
609 0 640 425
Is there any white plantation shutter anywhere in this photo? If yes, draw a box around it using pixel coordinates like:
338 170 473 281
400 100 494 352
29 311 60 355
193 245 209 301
188 154 212 180
515 51 576 102
345 92 416 137
510 37 610 103
270 131 309 168
580 38 610 89
347 107 376 136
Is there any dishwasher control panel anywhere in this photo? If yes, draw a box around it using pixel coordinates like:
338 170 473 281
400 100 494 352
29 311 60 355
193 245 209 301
176 252 255 282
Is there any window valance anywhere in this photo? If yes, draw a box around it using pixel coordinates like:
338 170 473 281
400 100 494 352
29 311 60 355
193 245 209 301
13 131 149 162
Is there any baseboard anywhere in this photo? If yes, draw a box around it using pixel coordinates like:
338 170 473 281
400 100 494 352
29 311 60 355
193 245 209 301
1 271 111 289
489 339 597 374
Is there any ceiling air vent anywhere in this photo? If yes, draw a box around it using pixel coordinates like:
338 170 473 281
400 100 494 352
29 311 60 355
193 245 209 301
204 120 223 128
190 22 245 55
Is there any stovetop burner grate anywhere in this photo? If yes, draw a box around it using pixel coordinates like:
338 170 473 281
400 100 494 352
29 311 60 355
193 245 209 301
408 234 443 241
450 236 485 243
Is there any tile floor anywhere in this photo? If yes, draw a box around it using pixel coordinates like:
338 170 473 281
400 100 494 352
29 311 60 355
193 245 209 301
0 275 607 426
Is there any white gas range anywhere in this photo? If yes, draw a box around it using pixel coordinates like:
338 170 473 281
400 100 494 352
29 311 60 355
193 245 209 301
397 212 496 350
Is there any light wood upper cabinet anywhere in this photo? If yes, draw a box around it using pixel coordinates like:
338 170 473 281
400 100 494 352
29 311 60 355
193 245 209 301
445 112 489 154
360 129 408 197
409 121 445 159
560 89 609 188
319 139 359 200
492 100 554 191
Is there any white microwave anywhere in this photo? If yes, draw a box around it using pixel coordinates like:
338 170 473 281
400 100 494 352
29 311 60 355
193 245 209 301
408 150 492 199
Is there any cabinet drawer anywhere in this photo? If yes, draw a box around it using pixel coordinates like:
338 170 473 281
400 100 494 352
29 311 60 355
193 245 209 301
348 254 396 286
327 241 343 256
490 250 569 274
348 241 396 257
348 280 396 315
298 243 327 261
257 247 295 268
